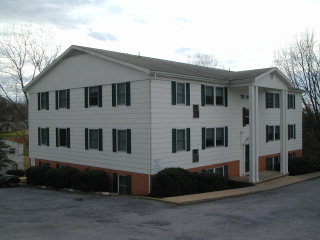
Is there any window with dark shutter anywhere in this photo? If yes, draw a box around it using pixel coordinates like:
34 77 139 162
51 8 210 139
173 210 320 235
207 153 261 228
243 108 249 126
172 128 176 153
216 127 224 146
275 126 280 140
224 87 228 107
39 128 49 146
186 83 190 106
171 81 176 105
205 86 214 105
117 83 126 105
176 129 186 151
224 127 228 147
126 82 131 106
176 83 185 104
215 87 224 106
206 128 214 147
201 85 205 106
40 92 49 110
186 128 190 151
112 129 117 152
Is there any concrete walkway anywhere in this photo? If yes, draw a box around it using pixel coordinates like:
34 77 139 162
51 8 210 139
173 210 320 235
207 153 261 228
161 171 320 205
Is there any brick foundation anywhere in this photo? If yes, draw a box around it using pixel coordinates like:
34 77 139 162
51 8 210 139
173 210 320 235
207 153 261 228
35 159 149 196
258 149 303 171
187 160 240 178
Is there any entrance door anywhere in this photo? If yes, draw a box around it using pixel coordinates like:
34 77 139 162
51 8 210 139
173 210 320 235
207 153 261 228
245 144 250 173
118 175 132 195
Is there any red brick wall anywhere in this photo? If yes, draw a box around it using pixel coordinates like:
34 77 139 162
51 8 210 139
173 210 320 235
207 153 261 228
187 160 240 178
258 149 303 171
35 159 149 196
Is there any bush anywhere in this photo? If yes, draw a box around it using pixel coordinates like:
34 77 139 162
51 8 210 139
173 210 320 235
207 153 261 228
152 168 197 197
43 168 79 188
6 169 25 177
195 172 226 193
289 156 320 175
25 166 51 185
227 180 254 189
71 170 109 192
87 170 109 192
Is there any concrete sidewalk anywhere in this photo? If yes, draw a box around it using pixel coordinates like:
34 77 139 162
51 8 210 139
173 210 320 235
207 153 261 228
160 171 320 205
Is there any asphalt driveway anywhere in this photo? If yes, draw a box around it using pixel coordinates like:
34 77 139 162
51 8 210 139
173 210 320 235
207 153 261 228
1 179 320 240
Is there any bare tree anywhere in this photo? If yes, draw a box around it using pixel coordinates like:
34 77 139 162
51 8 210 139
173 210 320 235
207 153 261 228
0 25 61 126
188 52 223 68
274 30 320 150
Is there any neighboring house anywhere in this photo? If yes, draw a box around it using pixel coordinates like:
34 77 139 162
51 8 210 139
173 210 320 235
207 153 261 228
24 46 302 195
3 136 29 171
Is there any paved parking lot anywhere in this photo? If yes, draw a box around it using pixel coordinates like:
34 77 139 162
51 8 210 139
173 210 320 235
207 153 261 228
1 179 320 240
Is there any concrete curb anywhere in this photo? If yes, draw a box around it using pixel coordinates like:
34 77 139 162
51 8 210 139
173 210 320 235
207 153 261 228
159 171 320 205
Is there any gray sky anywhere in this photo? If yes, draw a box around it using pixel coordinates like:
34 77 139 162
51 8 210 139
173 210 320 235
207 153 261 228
0 0 319 71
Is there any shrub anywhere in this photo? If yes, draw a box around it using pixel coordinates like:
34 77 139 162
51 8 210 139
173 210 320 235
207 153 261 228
25 166 51 185
70 170 109 192
289 156 320 175
152 168 197 197
195 172 226 193
43 168 79 188
87 170 109 192
6 169 25 177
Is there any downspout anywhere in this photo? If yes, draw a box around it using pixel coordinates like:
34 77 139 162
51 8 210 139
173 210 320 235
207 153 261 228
148 72 155 195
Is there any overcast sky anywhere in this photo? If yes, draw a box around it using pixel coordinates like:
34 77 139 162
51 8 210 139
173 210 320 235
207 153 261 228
0 0 319 71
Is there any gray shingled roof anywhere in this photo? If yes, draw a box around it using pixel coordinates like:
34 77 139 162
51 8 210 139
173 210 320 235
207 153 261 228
78 46 273 81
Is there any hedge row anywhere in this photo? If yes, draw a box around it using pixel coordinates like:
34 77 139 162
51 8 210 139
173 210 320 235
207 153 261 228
151 168 228 197
6 169 25 177
289 156 320 175
25 166 109 192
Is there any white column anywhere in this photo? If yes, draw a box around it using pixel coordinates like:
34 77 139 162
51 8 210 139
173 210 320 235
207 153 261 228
249 85 259 183
254 86 259 182
280 89 288 174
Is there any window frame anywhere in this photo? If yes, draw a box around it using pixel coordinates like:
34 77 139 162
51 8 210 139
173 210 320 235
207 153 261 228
88 86 99 107
274 125 280 140
40 128 48 145
192 149 199 163
205 86 214 105
266 92 280 109
59 128 68 147
205 128 215 148
215 127 225 147
176 129 186 151
288 94 295 109
117 129 127 152
58 90 68 109
40 92 49 110
117 83 126 106
215 87 224 106
267 125 274 141
89 129 99 150
176 83 186 105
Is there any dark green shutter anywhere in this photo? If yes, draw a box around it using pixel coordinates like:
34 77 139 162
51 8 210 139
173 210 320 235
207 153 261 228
224 165 229 179
293 95 296 109
171 81 176 105
84 87 88 108
126 82 131 106
266 125 269 142
224 126 228 147
294 124 296 139
55 91 58 110
38 93 40 110
126 175 132 194
275 94 280 108
98 85 102 107
38 127 41 145
67 128 70 148
242 108 246 127
201 85 205 106
172 128 176 153
85 128 88 150
186 128 190 151
126 129 131 153
56 128 59 147
224 87 228 107
98 128 103 151
113 173 118 193
266 92 269 108
186 83 190 106
46 127 49 146
46 92 49 110
112 84 116 107
202 127 206 149
112 129 117 152
288 125 290 140
67 89 70 109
